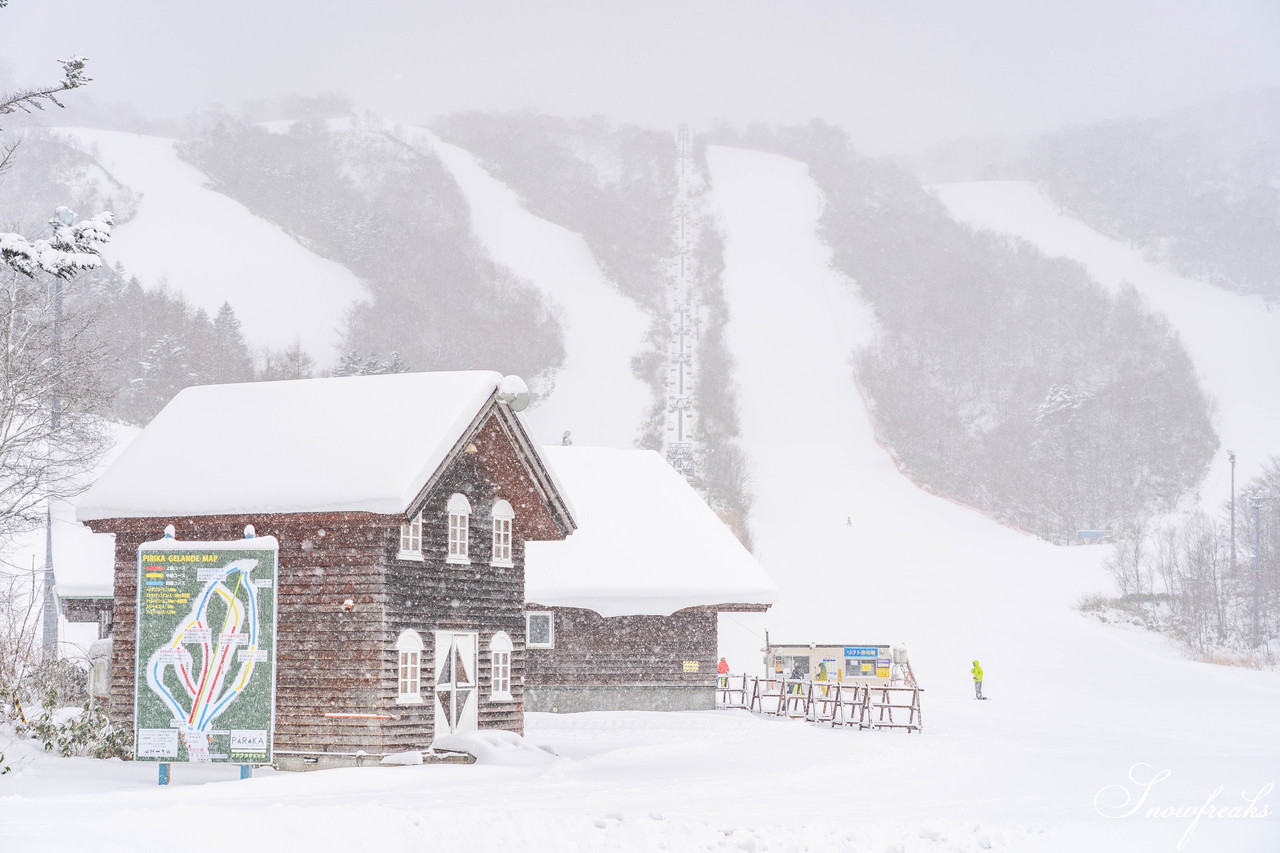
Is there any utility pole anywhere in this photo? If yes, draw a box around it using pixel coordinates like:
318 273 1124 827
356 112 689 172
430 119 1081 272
1225 450 1235 640
40 209 73 662
1229 450 1236 575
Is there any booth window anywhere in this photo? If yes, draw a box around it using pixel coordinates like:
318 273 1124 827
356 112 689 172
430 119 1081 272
490 631 514 701
396 629 424 704
398 511 423 560
526 611 554 649
491 499 514 566
447 493 471 563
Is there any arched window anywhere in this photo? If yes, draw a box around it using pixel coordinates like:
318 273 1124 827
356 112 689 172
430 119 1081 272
447 493 471 563
396 629 424 704
489 631 514 701
491 499 514 566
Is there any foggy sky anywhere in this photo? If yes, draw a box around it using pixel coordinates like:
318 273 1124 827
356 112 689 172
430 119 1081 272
2 0 1279 154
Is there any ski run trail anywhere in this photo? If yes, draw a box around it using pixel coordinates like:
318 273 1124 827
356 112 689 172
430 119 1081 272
54 128 367 368
1 141 1276 853
403 127 652 450
705 145 1279 851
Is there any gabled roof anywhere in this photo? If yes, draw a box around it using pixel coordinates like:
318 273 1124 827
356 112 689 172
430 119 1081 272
77 371 565 522
525 446 777 617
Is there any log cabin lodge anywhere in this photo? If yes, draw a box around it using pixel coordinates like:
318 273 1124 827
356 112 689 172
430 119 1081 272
69 371 775 769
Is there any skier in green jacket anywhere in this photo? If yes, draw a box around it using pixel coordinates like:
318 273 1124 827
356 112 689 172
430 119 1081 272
971 660 984 699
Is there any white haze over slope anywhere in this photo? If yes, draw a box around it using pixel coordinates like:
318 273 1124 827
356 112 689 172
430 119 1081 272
932 180 1280 505
54 128 367 367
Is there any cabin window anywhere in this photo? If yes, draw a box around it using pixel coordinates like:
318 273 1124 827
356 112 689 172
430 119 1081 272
490 631 514 701
447 493 471 563
396 629 424 704
398 511 423 559
491 499 514 566
526 611 554 649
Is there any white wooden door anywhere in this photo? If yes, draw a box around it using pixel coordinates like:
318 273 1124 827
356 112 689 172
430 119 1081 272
433 631 478 734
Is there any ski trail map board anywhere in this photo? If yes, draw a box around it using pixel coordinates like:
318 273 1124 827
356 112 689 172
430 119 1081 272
134 533 279 764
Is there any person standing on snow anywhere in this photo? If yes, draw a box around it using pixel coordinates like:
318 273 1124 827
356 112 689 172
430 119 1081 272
971 660 984 699
717 657 730 687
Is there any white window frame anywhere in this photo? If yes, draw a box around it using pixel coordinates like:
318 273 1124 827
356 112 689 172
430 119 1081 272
489 631 514 701
398 511 423 560
491 499 514 567
526 611 554 649
396 629 424 704
447 493 471 564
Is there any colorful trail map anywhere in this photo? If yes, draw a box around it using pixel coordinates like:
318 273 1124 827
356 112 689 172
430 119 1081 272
134 534 278 764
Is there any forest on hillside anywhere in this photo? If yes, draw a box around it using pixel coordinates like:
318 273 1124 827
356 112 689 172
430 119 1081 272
177 114 565 381
711 121 1218 542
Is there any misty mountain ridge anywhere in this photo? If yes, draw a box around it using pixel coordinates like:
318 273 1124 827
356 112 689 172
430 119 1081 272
4 102 1264 546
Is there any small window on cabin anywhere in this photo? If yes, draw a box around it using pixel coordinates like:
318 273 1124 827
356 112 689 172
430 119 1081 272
491 499 514 566
398 511 423 560
490 631 514 701
396 629 424 704
447 493 471 563
526 611 554 649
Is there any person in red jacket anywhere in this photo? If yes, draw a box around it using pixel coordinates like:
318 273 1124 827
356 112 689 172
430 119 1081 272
717 657 730 687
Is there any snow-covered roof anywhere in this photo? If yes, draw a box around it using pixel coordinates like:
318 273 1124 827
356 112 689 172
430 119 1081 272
525 446 776 617
50 498 116 598
77 372 508 521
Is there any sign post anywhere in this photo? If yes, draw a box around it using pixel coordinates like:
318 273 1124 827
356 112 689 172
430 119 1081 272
134 526 278 782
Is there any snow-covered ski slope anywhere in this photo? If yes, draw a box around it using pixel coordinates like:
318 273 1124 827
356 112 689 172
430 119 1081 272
706 145 1280 850
54 128 367 366
4 141 1278 853
933 180 1280 503
406 128 652 449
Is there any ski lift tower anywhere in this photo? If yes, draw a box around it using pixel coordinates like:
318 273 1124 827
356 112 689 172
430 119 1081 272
664 123 699 480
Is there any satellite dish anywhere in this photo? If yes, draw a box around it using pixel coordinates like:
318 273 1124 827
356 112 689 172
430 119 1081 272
498 375 531 412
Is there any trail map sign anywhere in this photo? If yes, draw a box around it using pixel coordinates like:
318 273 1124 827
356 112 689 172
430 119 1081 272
134 531 278 764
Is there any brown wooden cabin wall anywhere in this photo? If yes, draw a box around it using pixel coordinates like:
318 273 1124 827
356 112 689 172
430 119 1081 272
382 415 568 748
89 511 395 755
523 606 718 688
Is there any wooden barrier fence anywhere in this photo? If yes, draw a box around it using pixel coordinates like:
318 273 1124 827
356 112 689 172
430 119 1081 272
716 675 923 733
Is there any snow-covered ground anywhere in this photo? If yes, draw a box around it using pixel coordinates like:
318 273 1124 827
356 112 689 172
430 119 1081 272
52 128 367 367
405 128 652 449
705 146 1279 851
2 149 1277 853
931 180 1280 504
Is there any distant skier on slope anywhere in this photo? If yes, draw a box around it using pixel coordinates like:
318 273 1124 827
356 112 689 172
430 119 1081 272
971 660 986 699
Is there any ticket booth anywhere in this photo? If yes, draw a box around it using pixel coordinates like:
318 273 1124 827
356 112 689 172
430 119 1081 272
765 643 896 685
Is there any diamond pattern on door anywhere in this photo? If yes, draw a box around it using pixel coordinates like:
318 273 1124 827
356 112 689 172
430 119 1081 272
433 631 478 735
